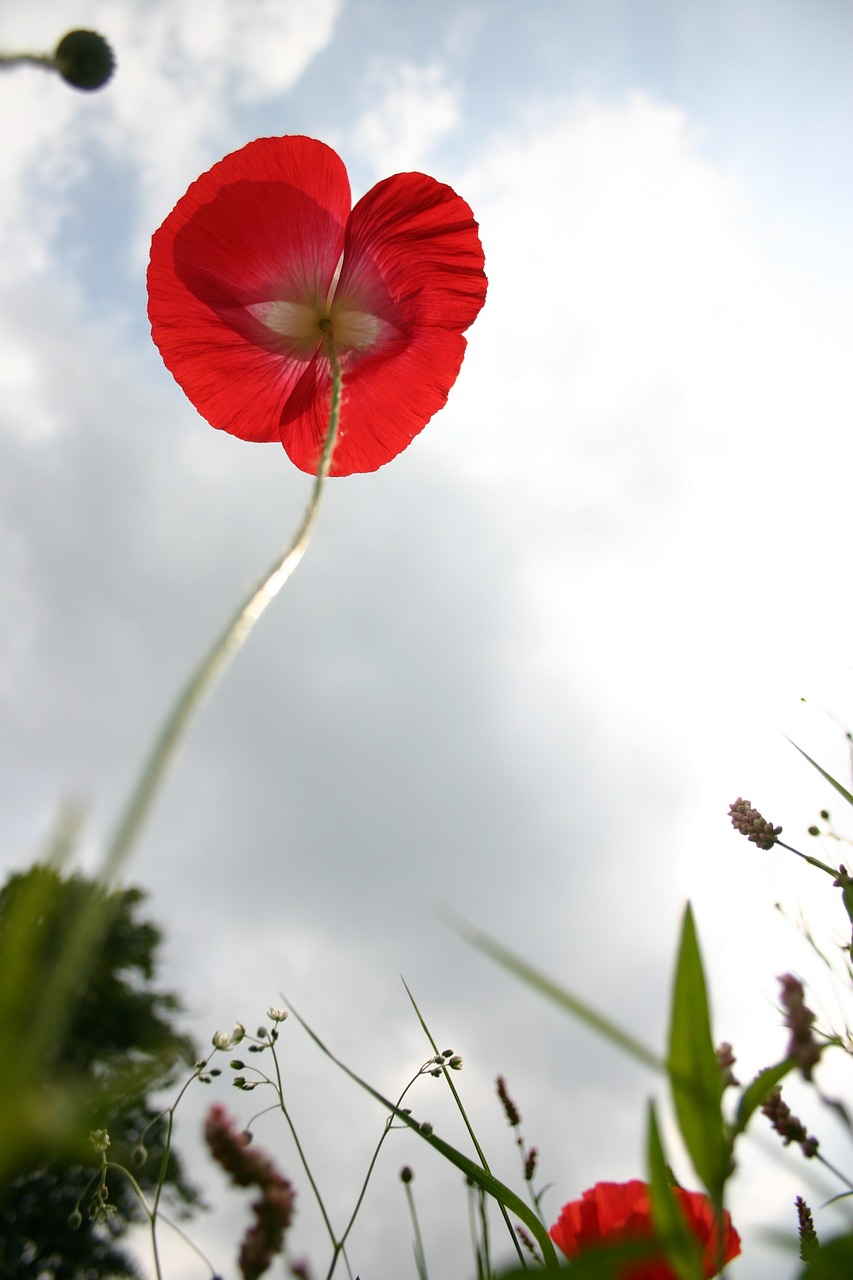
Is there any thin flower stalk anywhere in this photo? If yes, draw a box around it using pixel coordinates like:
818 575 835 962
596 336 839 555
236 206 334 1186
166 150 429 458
104 331 343 880
402 980 526 1267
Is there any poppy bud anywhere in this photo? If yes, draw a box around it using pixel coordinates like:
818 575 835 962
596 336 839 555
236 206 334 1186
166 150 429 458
52 30 114 91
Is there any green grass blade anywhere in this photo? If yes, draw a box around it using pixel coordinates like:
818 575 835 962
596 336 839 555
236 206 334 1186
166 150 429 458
787 740 853 809
446 913 662 1072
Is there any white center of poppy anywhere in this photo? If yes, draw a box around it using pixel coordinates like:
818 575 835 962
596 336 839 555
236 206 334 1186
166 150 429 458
330 308 381 350
247 298 382 359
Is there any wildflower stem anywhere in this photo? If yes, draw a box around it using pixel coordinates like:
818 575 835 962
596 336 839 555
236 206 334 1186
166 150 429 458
267 1031 349 1275
403 1177 429 1280
0 52 54 71
99 1162 164 1280
104 332 343 878
816 1151 853 1191
401 981 527 1267
328 1069 426 1280
778 841 841 878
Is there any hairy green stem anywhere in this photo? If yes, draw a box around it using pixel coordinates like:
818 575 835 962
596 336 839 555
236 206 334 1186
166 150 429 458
105 331 343 878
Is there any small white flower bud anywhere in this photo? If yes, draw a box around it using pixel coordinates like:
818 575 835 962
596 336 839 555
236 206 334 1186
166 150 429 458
212 1020 246 1050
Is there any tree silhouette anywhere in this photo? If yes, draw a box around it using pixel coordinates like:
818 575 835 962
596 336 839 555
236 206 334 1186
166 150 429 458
0 864 201 1279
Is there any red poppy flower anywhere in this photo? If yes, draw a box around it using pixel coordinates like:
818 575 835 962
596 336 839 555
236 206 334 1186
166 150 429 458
549 1181 741 1279
147 135 487 477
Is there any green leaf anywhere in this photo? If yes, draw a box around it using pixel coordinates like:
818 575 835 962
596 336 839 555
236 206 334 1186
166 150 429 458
647 1101 704 1280
491 1239 675 1278
666 905 730 1201
732 1059 793 1139
797 1231 853 1278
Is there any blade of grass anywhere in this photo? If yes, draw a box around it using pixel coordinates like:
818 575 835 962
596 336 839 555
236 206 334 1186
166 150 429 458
446 911 662 1071
787 740 853 809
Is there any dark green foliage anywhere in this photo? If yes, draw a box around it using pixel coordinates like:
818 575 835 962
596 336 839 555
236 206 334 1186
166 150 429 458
0 865 200 1279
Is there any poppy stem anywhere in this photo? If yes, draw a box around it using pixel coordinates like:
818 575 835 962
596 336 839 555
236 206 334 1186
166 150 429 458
101 330 344 881
0 52 54 70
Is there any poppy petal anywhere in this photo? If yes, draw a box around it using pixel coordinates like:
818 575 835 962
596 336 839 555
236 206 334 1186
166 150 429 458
277 172 486 475
280 326 470 476
339 170 487 335
549 1181 741 1280
148 136 351 444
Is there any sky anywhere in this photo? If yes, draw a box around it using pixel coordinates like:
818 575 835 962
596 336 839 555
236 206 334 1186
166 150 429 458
2 1 853 1277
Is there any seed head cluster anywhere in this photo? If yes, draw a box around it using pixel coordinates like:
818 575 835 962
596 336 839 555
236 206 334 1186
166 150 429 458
205 1104 295 1280
716 1041 739 1088
496 1074 521 1128
779 974 822 1080
761 1087 818 1158
796 1196 819 1260
728 798 783 850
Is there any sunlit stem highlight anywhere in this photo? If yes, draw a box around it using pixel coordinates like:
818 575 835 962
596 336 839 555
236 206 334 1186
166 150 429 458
104 324 344 878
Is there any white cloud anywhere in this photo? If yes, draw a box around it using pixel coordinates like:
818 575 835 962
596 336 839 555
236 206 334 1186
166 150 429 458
0 0 343 275
350 60 461 174
434 91 852 739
